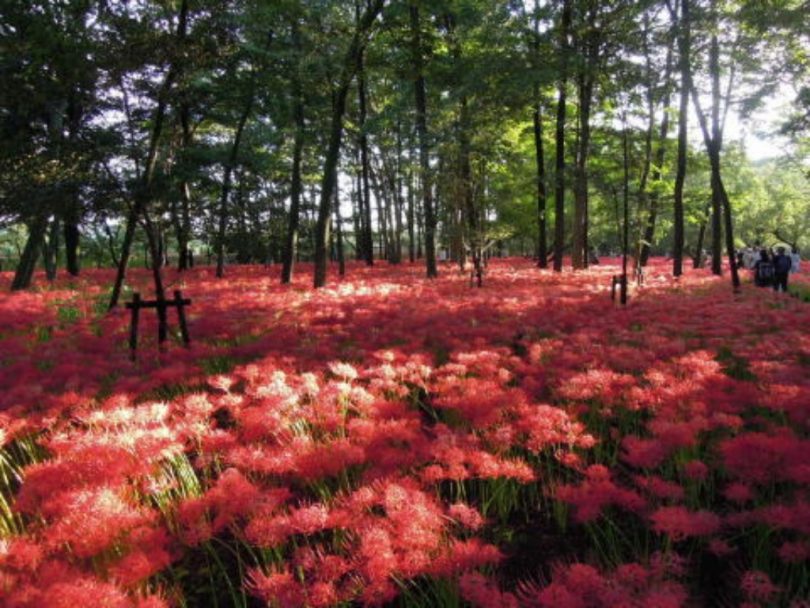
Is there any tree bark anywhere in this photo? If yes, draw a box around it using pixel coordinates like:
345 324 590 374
572 1 598 270
407 142 416 262
357 9 375 267
532 0 548 269
63 205 80 276
460 98 482 287
314 0 385 288
335 184 346 276
672 0 689 277
281 23 306 284
108 0 188 310
410 2 438 278
11 216 48 291
176 103 193 271
640 44 674 267
686 0 739 289
216 94 254 278
708 18 722 276
553 0 572 272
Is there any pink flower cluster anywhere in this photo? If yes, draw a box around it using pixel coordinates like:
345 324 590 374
0 258 808 606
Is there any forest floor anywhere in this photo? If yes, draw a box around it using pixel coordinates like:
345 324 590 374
1 258 809 607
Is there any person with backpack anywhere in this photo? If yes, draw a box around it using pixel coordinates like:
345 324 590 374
772 246 793 292
753 249 774 287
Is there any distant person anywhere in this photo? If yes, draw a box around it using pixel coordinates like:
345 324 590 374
742 247 757 270
753 249 774 288
790 247 801 274
772 246 793 292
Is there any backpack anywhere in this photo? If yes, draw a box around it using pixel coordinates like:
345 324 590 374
756 261 774 286
774 254 792 274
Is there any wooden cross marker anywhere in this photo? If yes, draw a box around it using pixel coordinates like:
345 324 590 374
126 290 191 359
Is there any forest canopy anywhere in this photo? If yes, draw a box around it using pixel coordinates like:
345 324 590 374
0 0 808 291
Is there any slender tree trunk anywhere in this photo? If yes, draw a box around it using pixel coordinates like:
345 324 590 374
407 143 416 263
553 0 572 272
392 123 404 264
572 2 598 270
216 95 254 278
635 15 657 268
532 2 548 269
142 212 168 341
353 166 363 260
640 44 674 267
108 0 188 310
44 217 60 281
11 216 48 291
176 103 193 271
103 222 121 268
63 206 80 276
673 0 689 277
693 201 711 268
314 94 350 288
281 25 306 284
686 0 739 289
410 3 438 278
572 71 593 270
335 184 346 276
460 99 482 287
534 93 548 268
370 163 389 261
708 23 722 275
314 0 384 288
621 119 630 305
357 13 375 267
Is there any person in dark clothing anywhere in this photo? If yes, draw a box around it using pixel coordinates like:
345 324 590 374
772 246 793 293
753 249 774 288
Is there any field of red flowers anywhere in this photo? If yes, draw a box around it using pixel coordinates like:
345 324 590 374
1 258 809 607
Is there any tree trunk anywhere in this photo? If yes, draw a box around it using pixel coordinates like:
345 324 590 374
176 103 193 271
108 0 188 310
672 0 689 277
532 1 548 269
553 0 572 273
357 14 375 267
369 162 389 261
11 216 48 291
640 44 674 267
314 0 384 288
407 143 416 263
410 3 438 278
335 184 346 276
693 201 710 268
216 95 253 278
708 24 722 276
281 24 306 284
392 123 404 264
572 2 597 270
460 99 482 287
63 204 80 276
687 0 739 289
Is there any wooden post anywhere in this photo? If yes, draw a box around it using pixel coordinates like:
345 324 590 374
129 292 141 360
174 290 190 346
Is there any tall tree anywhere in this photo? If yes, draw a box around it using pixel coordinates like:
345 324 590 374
532 0 549 269
572 0 600 270
281 20 306 284
553 0 572 272
108 0 190 310
410 2 438 278
672 0 689 277
313 0 385 288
